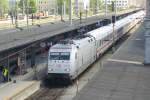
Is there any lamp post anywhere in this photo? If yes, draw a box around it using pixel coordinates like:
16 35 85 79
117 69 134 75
26 0 29 28
86 6 88 19
79 11 82 24
75 0 78 17
22 0 25 15
63 0 66 17
61 4 63 21
96 0 99 14
15 0 18 28
115 0 117 16
69 0 72 25
105 0 108 17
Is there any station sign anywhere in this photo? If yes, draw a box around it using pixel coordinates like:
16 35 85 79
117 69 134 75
40 42 46 48
40 42 53 48
47 42 53 47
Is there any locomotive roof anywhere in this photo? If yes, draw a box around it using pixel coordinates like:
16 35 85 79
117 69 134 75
87 24 113 40
50 43 72 49
51 35 93 49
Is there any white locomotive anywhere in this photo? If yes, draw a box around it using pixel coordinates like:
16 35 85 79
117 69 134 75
47 11 145 80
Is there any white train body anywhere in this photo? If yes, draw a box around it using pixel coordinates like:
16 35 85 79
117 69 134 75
48 11 145 80
48 36 96 79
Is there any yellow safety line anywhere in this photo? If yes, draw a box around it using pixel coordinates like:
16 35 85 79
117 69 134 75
107 59 143 65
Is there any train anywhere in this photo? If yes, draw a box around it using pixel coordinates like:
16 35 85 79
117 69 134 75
47 10 145 81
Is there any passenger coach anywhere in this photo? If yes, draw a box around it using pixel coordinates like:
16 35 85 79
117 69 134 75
47 10 145 81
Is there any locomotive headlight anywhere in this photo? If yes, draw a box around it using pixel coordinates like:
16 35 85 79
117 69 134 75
65 68 70 72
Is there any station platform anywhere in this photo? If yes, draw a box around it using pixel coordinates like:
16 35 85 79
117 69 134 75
0 81 40 100
0 54 46 100
0 55 47 100
73 23 150 99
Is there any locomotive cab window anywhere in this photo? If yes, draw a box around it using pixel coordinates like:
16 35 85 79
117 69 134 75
60 52 70 60
50 52 59 60
50 52 70 60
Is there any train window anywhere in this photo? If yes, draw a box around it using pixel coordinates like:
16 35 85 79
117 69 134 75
50 52 70 60
110 33 113 40
75 53 77 59
99 40 101 46
101 40 102 46
109 35 111 40
104 37 107 42
101 40 103 45
50 52 60 60
60 52 70 60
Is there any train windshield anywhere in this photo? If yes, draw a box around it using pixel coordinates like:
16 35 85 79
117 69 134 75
50 52 70 60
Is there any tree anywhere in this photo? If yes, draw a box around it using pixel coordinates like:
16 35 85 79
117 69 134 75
90 0 104 14
99 0 104 10
90 0 96 13
108 1 116 12
19 0 37 14
0 0 8 17
56 0 63 14
56 0 69 14
28 0 37 14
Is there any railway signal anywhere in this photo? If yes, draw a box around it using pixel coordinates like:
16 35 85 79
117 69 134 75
112 1 116 53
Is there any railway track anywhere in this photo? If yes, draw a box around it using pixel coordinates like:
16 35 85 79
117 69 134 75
26 87 65 100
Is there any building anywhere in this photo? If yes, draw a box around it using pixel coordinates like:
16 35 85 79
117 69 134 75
36 0 56 15
73 0 90 14
9 0 15 8
9 0 18 10
128 0 146 8
76 0 90 10
104 0 129 8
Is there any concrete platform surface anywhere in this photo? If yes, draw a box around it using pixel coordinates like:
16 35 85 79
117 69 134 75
0 81 40 100
73 23 150 100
